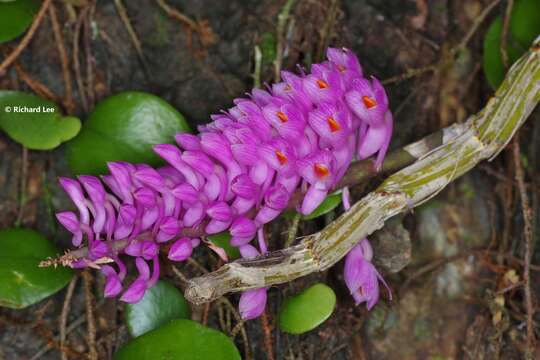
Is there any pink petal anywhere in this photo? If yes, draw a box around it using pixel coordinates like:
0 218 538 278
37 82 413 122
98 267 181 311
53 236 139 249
300 185 328 215
175 133 201 150
239 288 267 320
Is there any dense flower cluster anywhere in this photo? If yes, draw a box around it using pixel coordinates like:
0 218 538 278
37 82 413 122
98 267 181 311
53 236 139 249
56 47 393 317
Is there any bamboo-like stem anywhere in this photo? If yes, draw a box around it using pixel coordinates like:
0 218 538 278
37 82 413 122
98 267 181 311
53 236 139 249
184 37 540 305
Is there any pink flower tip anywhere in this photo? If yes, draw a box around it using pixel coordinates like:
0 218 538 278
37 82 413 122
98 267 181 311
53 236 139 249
120 278 148 304
168 237 193 262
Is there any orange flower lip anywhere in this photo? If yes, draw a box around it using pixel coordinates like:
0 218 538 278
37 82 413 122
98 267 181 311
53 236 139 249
314 163 330 178
277 111 288 123
362 95 377 109
275 150 288 165
316 79 329 89
327 116 341 132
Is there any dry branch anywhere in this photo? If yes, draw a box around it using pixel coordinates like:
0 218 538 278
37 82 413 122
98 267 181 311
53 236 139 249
184 37 540 305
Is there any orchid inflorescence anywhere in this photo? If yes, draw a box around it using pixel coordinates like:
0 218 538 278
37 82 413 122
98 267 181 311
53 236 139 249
56 47 393 320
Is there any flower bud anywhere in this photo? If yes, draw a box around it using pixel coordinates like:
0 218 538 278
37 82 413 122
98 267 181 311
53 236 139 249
239 288 267 320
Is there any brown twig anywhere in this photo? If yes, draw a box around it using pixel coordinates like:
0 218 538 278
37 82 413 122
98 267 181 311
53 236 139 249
0 313 84 360
154 0 216 47
49 2 75 114
32 323 83 360
187 257 210 274
261 310 275 360
499 149 515 263
500 0 514 69
284 212 301 248
14 63 59 102
82 270 98 360
60 276 78 360
496 280 523 295
383 0 501 86
479 164 540 196
455 0 502 53
155 0 196 28
381 63 439 85
399 252 472 294
219 297 251 360
202 302 211 326
171 265 189 282
0 0 52 75
30 299 107 360
512 135 536 354
73 7 89 112
114 0 150 77
84 3 96 109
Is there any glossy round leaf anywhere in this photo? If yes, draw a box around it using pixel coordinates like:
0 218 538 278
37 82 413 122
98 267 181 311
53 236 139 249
207 232 240 260
0 91 81 150
278 283 336 334
125 280 191 338
66 92 191 175
509 0 540 48
0 228 74 309
0 0 40 43
114 319 241 360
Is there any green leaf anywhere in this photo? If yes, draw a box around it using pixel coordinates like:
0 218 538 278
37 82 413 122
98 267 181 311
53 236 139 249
302 192 342 220
114 319 241 360
0 0 40 43
0 228 73 309
66 91 191 175
0 91 81 150
278 283 336 334
125 280 191 338
207 232 240 261
509 0 540 48
283 190 343 221
259 32 276 64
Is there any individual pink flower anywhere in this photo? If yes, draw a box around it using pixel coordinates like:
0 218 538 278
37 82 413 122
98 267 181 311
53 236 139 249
344 239 391 310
